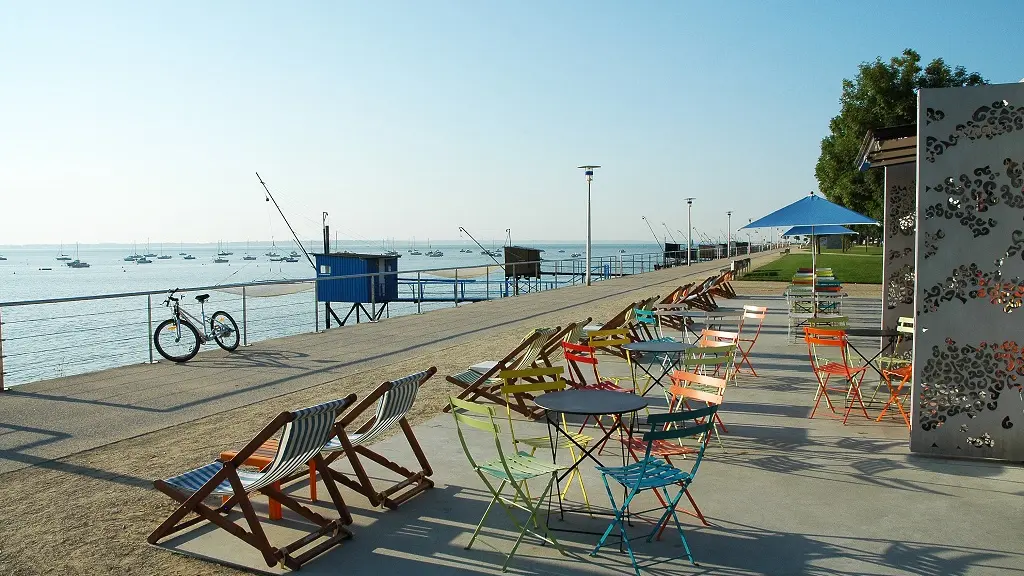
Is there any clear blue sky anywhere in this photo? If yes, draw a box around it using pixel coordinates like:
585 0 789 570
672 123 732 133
2 1 1021 246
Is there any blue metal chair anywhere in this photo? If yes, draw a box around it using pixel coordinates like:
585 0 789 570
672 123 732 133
632 308 675 343
591 405 718 575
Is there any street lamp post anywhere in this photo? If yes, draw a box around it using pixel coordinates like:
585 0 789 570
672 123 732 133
577 165 600 286
747 218 752 255
684 197 695 265
726 211 733 258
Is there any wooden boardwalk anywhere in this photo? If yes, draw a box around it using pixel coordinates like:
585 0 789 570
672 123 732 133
0 252 780 475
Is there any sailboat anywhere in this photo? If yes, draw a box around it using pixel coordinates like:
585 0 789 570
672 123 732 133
157 243 172 259
243 240 257 260
265 237 280 257
56 242 72 261
178 242 187 256
66 243 90 268
143 238 157 258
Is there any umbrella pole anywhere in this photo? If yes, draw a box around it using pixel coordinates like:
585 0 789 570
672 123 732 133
811 225 816 318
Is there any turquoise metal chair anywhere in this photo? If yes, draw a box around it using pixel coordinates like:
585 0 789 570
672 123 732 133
591 405 717 575
632 308 676 343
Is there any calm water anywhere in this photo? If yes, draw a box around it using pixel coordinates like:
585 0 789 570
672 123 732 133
0 240 664 386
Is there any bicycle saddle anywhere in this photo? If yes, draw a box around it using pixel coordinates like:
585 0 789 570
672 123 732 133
195 294 210 303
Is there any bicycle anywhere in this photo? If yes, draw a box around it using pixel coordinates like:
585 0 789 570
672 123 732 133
153 288 240 362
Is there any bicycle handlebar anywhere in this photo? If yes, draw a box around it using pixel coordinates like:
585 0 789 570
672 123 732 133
163 288 181 306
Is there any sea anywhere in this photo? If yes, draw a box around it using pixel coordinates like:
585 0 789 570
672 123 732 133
0 240 663 386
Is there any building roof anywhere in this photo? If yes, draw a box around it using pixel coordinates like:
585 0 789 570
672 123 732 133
855 123 916 171
314 252 400 259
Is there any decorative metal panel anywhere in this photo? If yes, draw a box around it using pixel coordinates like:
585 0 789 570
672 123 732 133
882 163 916 348
913 83 1024 461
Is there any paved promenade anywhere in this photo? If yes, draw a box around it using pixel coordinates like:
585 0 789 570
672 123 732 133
0 253 776 475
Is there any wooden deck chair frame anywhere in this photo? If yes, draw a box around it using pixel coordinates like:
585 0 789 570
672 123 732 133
709 271 737 299
537 317 591 367
444 328 556 418
803 327 869 424
449 396 567 571
735 305 768 376
319 367 437 509
148 395 357 570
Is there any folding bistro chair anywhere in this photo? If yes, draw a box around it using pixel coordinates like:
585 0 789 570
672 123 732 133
592 406 719 575
449 396 567 571
633 308 676 342
734 305 767 376
148 396 357 570
878 365 912 429
803 327 870 424
498 367 593 508
319 368 436 509
445 327 557 418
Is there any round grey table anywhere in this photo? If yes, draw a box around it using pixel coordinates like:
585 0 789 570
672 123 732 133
622 341 692 396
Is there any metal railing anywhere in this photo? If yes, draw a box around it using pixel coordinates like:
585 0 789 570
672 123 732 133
0 245 777 389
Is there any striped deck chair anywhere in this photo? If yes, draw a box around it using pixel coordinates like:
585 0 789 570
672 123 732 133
148 396 357 570
320 368 437 509
585 302 638 358
444 327 557 418
537 317 592 367
709 271 737 299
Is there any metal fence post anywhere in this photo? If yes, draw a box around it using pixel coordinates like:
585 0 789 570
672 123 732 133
241 286 248 346
147 295 154 364
485 266 490 300
417 272 422 314
314 280 319 333
371 274 376 319
454 268 459 307
0 306 5 392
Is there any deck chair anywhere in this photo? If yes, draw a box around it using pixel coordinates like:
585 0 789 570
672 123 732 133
449 396 567 571
148 396 357 570
444 327 557 418
709 271 737 299
592 405 718 575
320 368 436 509
803 327 869 424
583 301 637 344
498 367 593 507
538 317 591 367
734 305 768 376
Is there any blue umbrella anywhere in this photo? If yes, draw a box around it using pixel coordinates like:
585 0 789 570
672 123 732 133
742 192 877 294
782 225 857 237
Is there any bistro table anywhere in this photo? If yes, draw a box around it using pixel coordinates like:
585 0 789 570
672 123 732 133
844 327 902 380
534 389 649 533
653 310 725 342
622 340 691 396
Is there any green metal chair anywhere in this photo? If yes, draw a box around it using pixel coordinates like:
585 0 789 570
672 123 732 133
449 396 567 571
591 405 719 575
498 366 593 510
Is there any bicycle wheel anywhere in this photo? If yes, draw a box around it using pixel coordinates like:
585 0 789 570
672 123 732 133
210 311 240 351
154 318 201 362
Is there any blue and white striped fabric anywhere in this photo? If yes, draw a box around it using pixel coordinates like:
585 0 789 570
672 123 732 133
323 369 429 451
162 397 349 497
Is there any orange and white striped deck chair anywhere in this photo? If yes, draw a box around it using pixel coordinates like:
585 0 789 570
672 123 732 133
735 305 768 376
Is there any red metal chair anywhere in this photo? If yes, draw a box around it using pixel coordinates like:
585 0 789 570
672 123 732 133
735 305 767 376
563 341 632 451
802 327 870 424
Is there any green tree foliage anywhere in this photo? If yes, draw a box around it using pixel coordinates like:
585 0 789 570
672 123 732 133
815 49 986 231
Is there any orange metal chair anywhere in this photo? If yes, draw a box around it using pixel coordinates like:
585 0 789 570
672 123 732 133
803 327 870 424
735 305 767 376
878 365 912 429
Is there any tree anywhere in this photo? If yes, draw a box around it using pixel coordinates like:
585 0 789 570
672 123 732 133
815 49 986 224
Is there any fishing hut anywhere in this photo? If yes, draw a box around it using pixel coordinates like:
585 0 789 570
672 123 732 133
314 252 399 326
504 246 541 295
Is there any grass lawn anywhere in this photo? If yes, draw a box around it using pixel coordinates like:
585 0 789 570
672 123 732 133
746 253 882 284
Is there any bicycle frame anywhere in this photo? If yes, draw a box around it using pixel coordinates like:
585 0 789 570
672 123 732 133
166 292 211 342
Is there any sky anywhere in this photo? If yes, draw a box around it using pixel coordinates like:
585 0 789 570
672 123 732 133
2 1 1022 247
